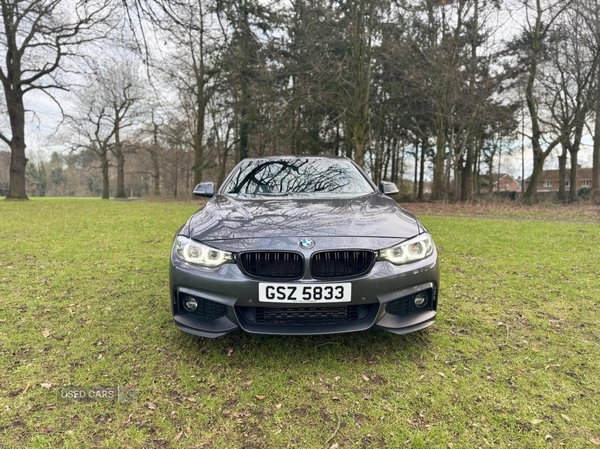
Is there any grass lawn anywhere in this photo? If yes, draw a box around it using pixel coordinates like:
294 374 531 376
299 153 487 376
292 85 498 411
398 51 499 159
0 198 599 448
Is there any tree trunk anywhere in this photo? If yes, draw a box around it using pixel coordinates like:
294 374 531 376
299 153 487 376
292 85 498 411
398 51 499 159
474 135 483 196
569 149 578 202
344 128 352 159
8 139 28 200
418 140 426 201
399 142 405 193
373 136 382 185
569 119 584 203
115 151 126 198
497 148 502 192
153 158 160 196
348 0 371 168
5 88 28 200
461 0 477 203
173 154 178 198
447 152 454 200
239 86 249 161
113 114 127 199
557 143 568 202
488 143 495 194
522 0 543 203
217 146 231 189
193 76 209 186
101 154 110 200
593 111 600 204
460 137 474 202
594 2 600 203
194 106 206 186
594 79 600 203
335 123 341 157
594 107 600 190
238 8 251 163
352 125 367 168
431 126 446 200
413 140 418 199
382 136 390 183
523 154 546 202
151 121 161 196
391 137 398 184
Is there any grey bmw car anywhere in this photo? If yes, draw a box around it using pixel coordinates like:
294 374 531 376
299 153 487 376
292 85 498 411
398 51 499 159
170 156 439 338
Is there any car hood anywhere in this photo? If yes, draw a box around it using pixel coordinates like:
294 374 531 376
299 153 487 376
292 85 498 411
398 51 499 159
183 193 421 243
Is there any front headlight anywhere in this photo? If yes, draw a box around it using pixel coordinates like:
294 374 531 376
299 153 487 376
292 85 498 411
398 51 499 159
174 236 232 267
378 233 434 265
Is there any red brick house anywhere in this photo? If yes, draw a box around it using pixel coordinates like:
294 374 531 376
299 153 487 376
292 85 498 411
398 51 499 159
481 172 521 192
490 173 521 192
524 167 592 192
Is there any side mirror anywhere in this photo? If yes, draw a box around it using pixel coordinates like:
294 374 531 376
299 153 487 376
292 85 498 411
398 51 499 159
380 181 399 196
193 182 215 198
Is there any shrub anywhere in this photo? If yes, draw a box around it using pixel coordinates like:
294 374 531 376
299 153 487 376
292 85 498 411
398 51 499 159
578 187 591 199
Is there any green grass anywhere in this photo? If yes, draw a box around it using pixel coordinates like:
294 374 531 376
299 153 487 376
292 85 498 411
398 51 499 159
0 198 599 448
405 202 600 221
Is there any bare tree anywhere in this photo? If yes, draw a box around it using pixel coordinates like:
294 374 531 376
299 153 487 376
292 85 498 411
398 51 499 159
161 116 194 198
66 54 143 198
66 98 115 200
590 0 600 203
206 94 236 188
537 3 598 202
344 0 377 167
0 0 114 199
98 59 143 198
398 0 480 201
516 0 574 202
146 111 163 196
125 0 225 188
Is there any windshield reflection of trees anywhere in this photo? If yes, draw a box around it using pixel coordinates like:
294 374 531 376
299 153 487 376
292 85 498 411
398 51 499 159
186 159 418 242
226 159 371 195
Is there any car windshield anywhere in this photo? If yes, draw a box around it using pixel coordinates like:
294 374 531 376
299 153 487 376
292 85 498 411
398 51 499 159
223 158 375 197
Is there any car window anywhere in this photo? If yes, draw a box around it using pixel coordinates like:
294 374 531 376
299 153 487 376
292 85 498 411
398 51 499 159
223 159 375 196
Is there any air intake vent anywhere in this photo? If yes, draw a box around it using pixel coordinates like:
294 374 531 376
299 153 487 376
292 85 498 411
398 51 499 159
386 291 432 316
255 306 359 325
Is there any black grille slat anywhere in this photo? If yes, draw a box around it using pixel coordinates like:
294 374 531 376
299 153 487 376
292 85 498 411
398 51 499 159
311 250 374 279
238 252 303 279
255 306 359 325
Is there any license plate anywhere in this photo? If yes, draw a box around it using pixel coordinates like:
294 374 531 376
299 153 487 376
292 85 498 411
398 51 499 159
258 283 351 303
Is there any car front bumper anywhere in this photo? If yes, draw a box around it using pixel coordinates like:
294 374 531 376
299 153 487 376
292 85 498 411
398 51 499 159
169 247 439 338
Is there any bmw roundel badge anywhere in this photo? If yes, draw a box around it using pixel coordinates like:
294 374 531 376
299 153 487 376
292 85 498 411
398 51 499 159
299 238 315 249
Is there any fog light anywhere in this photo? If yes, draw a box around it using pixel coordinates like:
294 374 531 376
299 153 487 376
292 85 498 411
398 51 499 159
414 293 428 308
183 296 198 312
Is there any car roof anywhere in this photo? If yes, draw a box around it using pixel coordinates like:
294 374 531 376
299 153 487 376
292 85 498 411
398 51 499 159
241 155 351 162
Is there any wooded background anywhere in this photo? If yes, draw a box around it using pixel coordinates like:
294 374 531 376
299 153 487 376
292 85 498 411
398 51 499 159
1 0 599 202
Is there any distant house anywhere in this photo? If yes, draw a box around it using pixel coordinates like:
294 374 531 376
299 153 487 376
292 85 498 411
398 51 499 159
491 173 521 192
524 166 592 193
481 172 521 193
